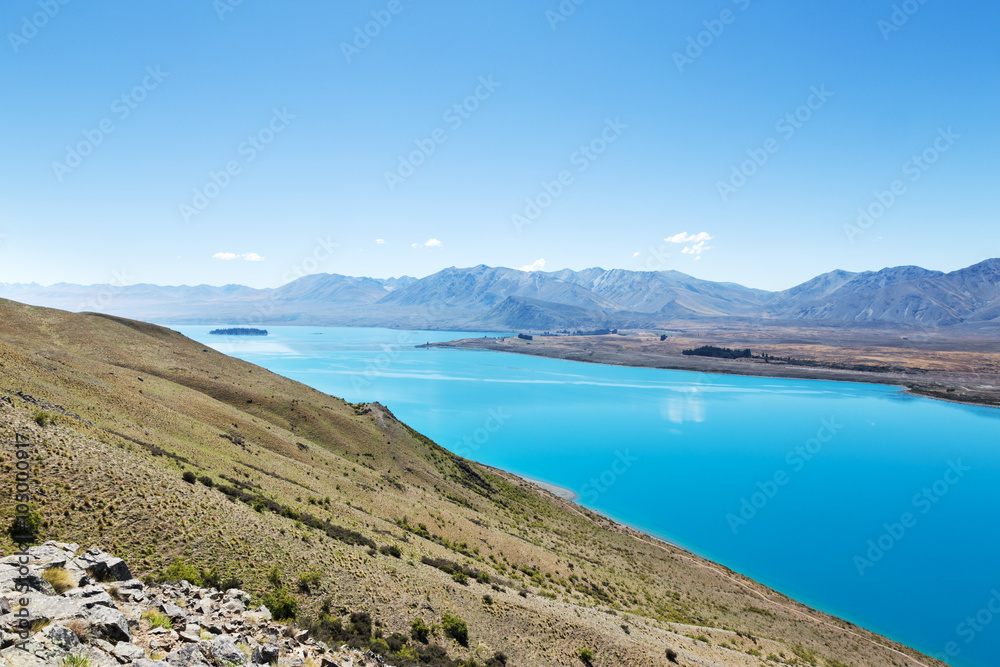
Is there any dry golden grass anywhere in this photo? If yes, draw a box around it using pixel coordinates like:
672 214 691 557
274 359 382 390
42 566 76 594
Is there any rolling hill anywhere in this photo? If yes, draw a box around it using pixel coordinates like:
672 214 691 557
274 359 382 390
0 298 946 666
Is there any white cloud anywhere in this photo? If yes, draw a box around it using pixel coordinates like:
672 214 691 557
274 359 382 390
212 252 264 262
519 258 546 272
632 251 641 257
375 239 385 245
413 238 442 248
665 231 713 259
665 231 713 244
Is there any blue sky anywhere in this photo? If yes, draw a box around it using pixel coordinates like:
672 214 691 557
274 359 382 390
1 0 997 291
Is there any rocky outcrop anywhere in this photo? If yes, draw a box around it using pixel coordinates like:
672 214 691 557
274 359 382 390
0 543 390 666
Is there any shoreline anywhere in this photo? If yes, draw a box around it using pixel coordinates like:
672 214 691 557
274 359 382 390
519 475 579 501
421 336 1000 409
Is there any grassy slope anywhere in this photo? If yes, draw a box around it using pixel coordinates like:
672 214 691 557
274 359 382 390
0 299 944 667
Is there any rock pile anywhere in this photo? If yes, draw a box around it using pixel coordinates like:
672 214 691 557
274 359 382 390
0 542 390 666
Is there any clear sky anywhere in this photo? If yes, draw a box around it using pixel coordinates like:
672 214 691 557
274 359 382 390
1 0 997 291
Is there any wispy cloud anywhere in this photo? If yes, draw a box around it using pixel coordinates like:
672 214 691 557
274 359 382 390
411 238 442 248
665 231 713 244
375 238 385 245
665 231 713 260
519 258 546 272
212 252 264 261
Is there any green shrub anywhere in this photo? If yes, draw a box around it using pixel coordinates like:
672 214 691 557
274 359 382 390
33 410 55 427
181 471 196 484
578 647 594 665
451 571 468 585
485 651 508 667
666 648 678 663
262 588 298 621
8 509 43 543
161 558 201 586
441 613 468 646
410 617 430 643
267 564 282 588
142 610 173 630
379 545 401 558
198 475 214 487
297 570 322 594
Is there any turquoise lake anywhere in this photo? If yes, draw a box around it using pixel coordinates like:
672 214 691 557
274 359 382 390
174 325 1000 667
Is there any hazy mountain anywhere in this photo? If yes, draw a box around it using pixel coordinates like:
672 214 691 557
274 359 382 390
770 259 1000 326
1 259 997 330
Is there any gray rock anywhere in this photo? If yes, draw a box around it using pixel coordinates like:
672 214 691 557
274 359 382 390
251 643 280 664
133 661 172 667
165 642 211 666
63 585 115 609
0 565 55 596
41 623 80 651
209 634 246 665
118 579 144 591
72 549 132 583
157 602 188 622
178 630 203 643
225 589 252 605
88 605 131 642
0 598 10 615
221 599 246 615
112 641 147 662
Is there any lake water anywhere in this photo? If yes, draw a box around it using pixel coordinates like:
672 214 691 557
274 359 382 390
174 325 1000 667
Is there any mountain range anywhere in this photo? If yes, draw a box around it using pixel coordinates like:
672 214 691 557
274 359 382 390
3 259 998 331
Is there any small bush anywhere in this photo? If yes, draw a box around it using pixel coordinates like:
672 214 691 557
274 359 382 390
58 654 91 667
482 594 493 605
160 558 201 586
33 410 57 427
441 613 468 647
198 475 214 487
379 544 401 558
410 617 430 643
42 567 75 594
142 610 173 630
666 647 678 663
262 588 298 621
8 509 43 543
181 471 197 484
578 647 595 665
485 651 508 667
267 564 282 588
451 571 468 585
297 570 322 594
